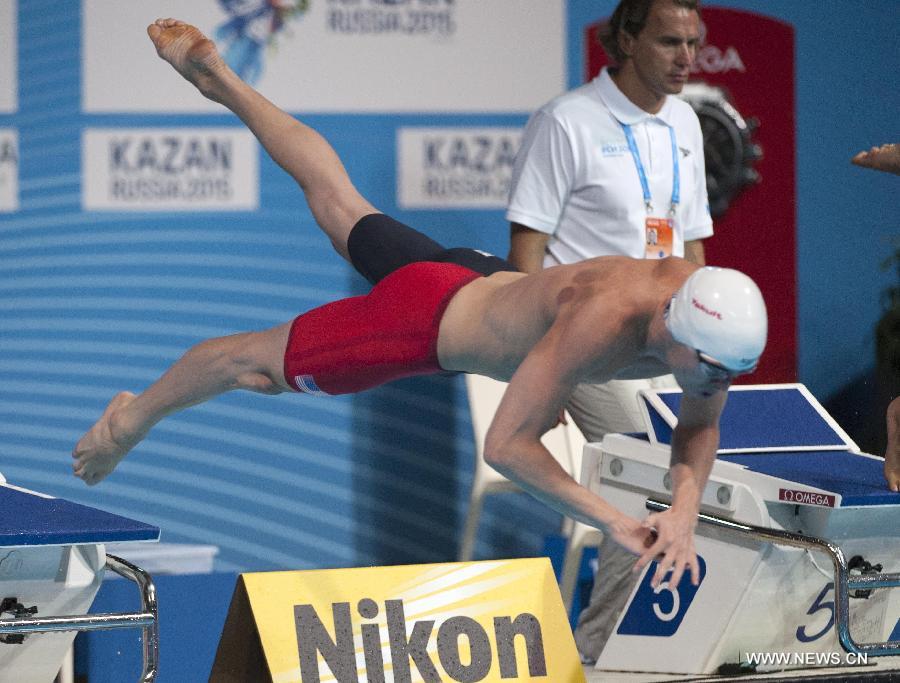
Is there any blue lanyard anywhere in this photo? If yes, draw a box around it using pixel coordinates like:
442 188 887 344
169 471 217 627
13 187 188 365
620 122 680 216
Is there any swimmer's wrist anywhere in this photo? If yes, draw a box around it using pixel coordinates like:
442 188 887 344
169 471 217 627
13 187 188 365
604 510 634 536
668 474 704 515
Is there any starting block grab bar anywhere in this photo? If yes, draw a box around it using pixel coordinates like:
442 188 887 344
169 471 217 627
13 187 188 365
0 554 158 682
646 499 900 658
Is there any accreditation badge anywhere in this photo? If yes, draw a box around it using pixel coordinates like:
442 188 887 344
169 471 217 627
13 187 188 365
645 216 673 259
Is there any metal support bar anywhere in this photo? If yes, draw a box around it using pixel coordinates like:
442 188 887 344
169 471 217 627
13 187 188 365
646 499 900 657
0 553 158 682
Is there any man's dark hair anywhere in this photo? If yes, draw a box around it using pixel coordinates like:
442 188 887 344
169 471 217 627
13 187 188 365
600 0 700 64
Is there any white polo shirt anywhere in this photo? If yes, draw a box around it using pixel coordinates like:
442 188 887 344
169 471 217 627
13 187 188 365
507 67 713 267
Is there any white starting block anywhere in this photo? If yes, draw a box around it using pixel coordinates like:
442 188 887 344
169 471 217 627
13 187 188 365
591 384 900 674
0 475 160 683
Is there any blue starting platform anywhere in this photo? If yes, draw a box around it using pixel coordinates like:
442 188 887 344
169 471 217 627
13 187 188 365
586 384 900 675
0 476 159 683
0 481 159 548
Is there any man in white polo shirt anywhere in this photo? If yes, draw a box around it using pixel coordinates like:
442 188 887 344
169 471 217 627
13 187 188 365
506 0 712 662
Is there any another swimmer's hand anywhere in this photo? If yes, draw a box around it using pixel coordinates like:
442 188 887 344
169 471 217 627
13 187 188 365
632 507 700 590
886 397 900 492
885 459 900 493
851 144 900 176
72 392 144 486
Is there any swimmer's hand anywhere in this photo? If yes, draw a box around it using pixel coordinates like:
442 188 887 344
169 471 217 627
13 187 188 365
631 507 700 590
606 513 661 558
72 392 145 486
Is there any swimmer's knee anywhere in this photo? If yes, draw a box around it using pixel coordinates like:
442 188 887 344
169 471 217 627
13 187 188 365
306 187 373 262
230 328 291 393
235 370 285 395
188 330 288 393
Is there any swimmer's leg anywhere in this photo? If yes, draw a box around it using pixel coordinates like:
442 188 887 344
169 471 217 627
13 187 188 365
147 18 376 261
73 323 292 486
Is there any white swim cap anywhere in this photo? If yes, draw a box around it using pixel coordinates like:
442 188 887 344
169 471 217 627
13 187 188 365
665 267 767 373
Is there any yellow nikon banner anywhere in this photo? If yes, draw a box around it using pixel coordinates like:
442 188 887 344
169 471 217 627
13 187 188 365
210 558 584 683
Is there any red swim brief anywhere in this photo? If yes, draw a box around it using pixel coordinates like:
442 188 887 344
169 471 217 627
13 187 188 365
283 261 481 395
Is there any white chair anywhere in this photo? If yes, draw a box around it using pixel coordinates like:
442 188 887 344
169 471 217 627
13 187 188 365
459 374 603 613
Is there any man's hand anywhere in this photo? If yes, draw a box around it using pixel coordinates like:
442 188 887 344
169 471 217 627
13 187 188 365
632 507 700 589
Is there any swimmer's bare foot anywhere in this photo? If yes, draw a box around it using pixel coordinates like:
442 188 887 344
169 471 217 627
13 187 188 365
147 18 231 103
73 391 146 486
851 143 900 176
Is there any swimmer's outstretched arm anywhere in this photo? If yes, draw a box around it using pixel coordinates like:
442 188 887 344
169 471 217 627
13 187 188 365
483 316 657 561
73 324 292 485
886 397 900 492
635 393 725 589
147 18 377 261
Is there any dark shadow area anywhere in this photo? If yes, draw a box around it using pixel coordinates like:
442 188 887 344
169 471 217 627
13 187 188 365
825 369 888 456
478 492 564 560
351 376 463 566
825 306 900 457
